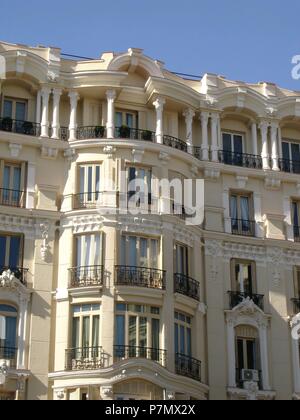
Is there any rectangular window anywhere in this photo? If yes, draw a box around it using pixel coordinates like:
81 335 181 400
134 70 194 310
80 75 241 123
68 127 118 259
236 337 257 370
294 267 300 299
115 111 137 129
174 311 192 357
75 233 102 268
120 235 160 269
78 164 101 207
0 234 23 269
282 141 300 173
222 133 244 165
2 98 27 121
230 193 254 235
0 305 18 350
0 161 26 207
232 260 256 295
72 304 101 350
175 243 189 276
127 166 152 208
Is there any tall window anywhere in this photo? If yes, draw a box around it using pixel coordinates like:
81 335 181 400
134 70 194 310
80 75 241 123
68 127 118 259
222 133 244 165
175 243 189 276
0 305 18 357
115 111 137 129
236 326 260 373
75 233 102 268
0 161 25 207
0 234 23 270
120 235 159 268
127 166 152 208
78 164 101 207
3 98 27 121
72 304 101 351
294 267 300 299
174 311 192 356
231 260 256 295
292 201 300 240
282 141 300 173
115 304 160 353
230 193 253 235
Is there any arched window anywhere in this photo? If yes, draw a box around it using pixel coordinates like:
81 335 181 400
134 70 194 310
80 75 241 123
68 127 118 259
0 304 18 361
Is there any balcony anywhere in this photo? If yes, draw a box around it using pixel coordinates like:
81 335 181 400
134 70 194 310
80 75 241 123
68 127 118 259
71 192 101 210
279 158 300 174
236 368 263 390
231 219 256 237
228 291 264 311
0 266 28 286
65 347 104 371
219 150 263 169
163 135 188 152
174 273 200 301
0 188 26 208
115 266 166 290
114 345 167 367
68 265 104 288
0 118 41 137
49 126 69 141
291 298 300 314
175 353 202 382
0 347 17 369
115 127 156 142
294 226 300 243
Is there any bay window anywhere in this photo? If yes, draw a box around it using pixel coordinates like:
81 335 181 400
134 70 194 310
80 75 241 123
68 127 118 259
174 311 192 357
77 163 101 208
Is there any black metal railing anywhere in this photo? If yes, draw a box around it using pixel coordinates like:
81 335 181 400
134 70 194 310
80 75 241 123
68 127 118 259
115 127 155 142
0 188 26 208
115 266 166 290
77 126 106 140
231 219 256 237
0 266 28 286
219 150 263 169
174 273 200 301
291 298 300 314
175 353 202 382
71 192 101 209
59 126 69 141
0 347 17 368
0 118 41 137
65 347 104 371
163 135 188 152
191 146 202 160
69 265 104 288
294 226 300 242
114 345 167 366
228 291 264 311
236 368 263 390
279 158 300 174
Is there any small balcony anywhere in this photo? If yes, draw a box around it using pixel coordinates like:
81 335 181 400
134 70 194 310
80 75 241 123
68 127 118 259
231 218 256 237
0 118 41 137
115 266 166 290
65 347 104 371
175 353 202 382
0 266 28 287
0 347 17 369
114 345 167 367
279 158 300 174
71 192 101 210
291 298 300 314
0 188 26 208
174 273 200 301
219 150 263 169
228 291 264 311
294 226 300 243
115 127 156 142
68 265 104 288
163 135 188 153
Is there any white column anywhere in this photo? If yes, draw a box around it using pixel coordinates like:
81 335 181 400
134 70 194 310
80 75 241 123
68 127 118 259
106 90 117 139
253 193 264 238
26 162 36 209
284 196 294 241
278 126 283 159
259 324 271 391
17 296 29 370
183 108 195 153
227 320 237 388
153 97 165 144
211 113 219 162
36 90 42 124
251 122 258 156
271 122 280 171
200 112 209 160
68 91 80 141
291 323 300 393
259 121 270 170
40 87 51 138
51 88 62 139
223 188 232 233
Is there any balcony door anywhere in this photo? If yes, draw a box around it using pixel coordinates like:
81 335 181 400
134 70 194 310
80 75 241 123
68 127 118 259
3 98 26 122
236 326 260 377
72 304 101 357
0 162 25 207
115 111 137 129
78 164 101 207
175 243 189 276
0 305 17 356
282 141 300 173
230 193 253 234
75 233 102 269
120 236 159 269
127 166 152 209
294 267 300 299
292 202 300 239
0 234 22 271
174 312 192 357
232 260 256 296
222 133 243 165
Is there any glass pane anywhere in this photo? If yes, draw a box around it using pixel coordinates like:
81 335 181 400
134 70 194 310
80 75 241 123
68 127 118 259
5 317 16 348
282 142 290 161
126 114 133 128
129 316 137 348
92 315 100 347
79 167 85 195
116 303 126 312
94 234 101 266
120 236 126 265
187 328 192 357
223 133 232 152
139 317 147 348
82 316 90 348
291 143 300 163
129 237 137 266
234 135 243 154
0 236 6 267
9 236 20 268
237 339 244 369
115 315 125 346
174 324 179 354
247 340 255 370
15 102 26 121
240 197 250 226
230 196 238 221
95 166 100 199
3 100 13 118
140 238 148 267
0 305 17 313
180 325 185 354
115 112 123 127
3 166 10 190
87 167 93 200
150 240 158 269
84 235 91 267
72 317 80 348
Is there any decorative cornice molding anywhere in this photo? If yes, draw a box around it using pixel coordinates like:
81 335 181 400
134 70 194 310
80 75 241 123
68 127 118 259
226 298 270 329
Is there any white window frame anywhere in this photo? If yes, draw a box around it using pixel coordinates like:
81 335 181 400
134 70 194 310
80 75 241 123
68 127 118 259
120 235 160 269
222 132 244 153
72 304 101 349
2 97 27 121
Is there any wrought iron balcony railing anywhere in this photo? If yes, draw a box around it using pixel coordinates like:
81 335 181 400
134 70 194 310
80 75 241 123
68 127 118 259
0 347 17 368
219 150 263 169
77 126 106 140
174 273 200 301
71 192 101 209
115 127 156 142
114 345 167 366
0 188 26 208
49 126 69 140
115 266 166 290
68 265 104 288
175 353 202 382
291 298 300 314
231 218 256 237
0 118 41 137
0 266 28 286
65 347 104 371
163 135 188 152
228 291 264 311
279 158 300 174
294 226 300 242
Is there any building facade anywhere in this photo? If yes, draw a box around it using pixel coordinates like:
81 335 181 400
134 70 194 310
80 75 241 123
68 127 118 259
0 41 299 400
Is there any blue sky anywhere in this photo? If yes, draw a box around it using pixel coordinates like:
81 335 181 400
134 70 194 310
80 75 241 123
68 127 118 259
1 0 300 90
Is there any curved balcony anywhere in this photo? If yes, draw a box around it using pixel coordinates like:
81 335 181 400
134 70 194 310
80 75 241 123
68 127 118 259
115 127 156 142
231 218 256 237
163 135 188 152
0 347 17 369
0 118 41 137
0 188 26 208
219 150 263 169
114 345 167 367
65 347 104 371
0 266 28 286
70 192 101 210
291 298 300 314
279 158 300 174
174 273 200 301
68 265 104 288
115 265 166 290
175 353 202 382
228 291 264 311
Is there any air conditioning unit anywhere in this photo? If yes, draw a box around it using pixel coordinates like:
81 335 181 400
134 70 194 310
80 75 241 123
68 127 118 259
241 369 259 382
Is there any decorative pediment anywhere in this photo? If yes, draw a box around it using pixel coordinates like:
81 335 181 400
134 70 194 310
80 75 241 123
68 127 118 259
226 297 270 328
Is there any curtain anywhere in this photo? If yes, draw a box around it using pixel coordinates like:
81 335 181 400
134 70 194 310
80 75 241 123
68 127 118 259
95 166 100 200
0 316 6 340
140 238 147 268
72 317 80 349
241 197 250 230
174 324 179 354
139 317 147 348
82 316 90 348
230 196 238 229
92 315 99 348
180 325 185 354
129 237 137 267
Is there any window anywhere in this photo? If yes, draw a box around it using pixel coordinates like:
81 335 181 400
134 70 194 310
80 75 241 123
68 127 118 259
222 133 244 165
235 326 260 374
0 161 26 207
78 164 101 207
292 201 300 240
230 193 254 235
115 111 137 129
3 98 27 121
174 312 192 356
0 234 23 270
72 304 101 351
127 166 152 208
120 235 159 268
294 267 300 299
174 243 189 276
115 304 161 353
75 233 103 268
282 141 300 173
231 260 256 295
0 305 18 357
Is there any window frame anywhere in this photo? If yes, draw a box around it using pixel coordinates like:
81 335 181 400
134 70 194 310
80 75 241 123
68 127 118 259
77 162 102 204
174 242 189 276
71 304 101 349
231 259 257 295
0 303 18 350
174 311 192 357
2 97 28 121
222 132 245 154
0 232 24 269
120 234 160 269
74 232 103 268
115 110 138 129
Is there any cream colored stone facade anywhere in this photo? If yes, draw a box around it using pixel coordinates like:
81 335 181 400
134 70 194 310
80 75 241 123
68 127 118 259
0 40 299 400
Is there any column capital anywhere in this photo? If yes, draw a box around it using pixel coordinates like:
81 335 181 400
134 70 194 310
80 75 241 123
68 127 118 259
153 97 166 110
41 86 51 98
259 120 269 132
270 120 279 131
183 108 195 122
52 88 63 97
210 112 220 124
106 89 117 101
68 91 80 103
